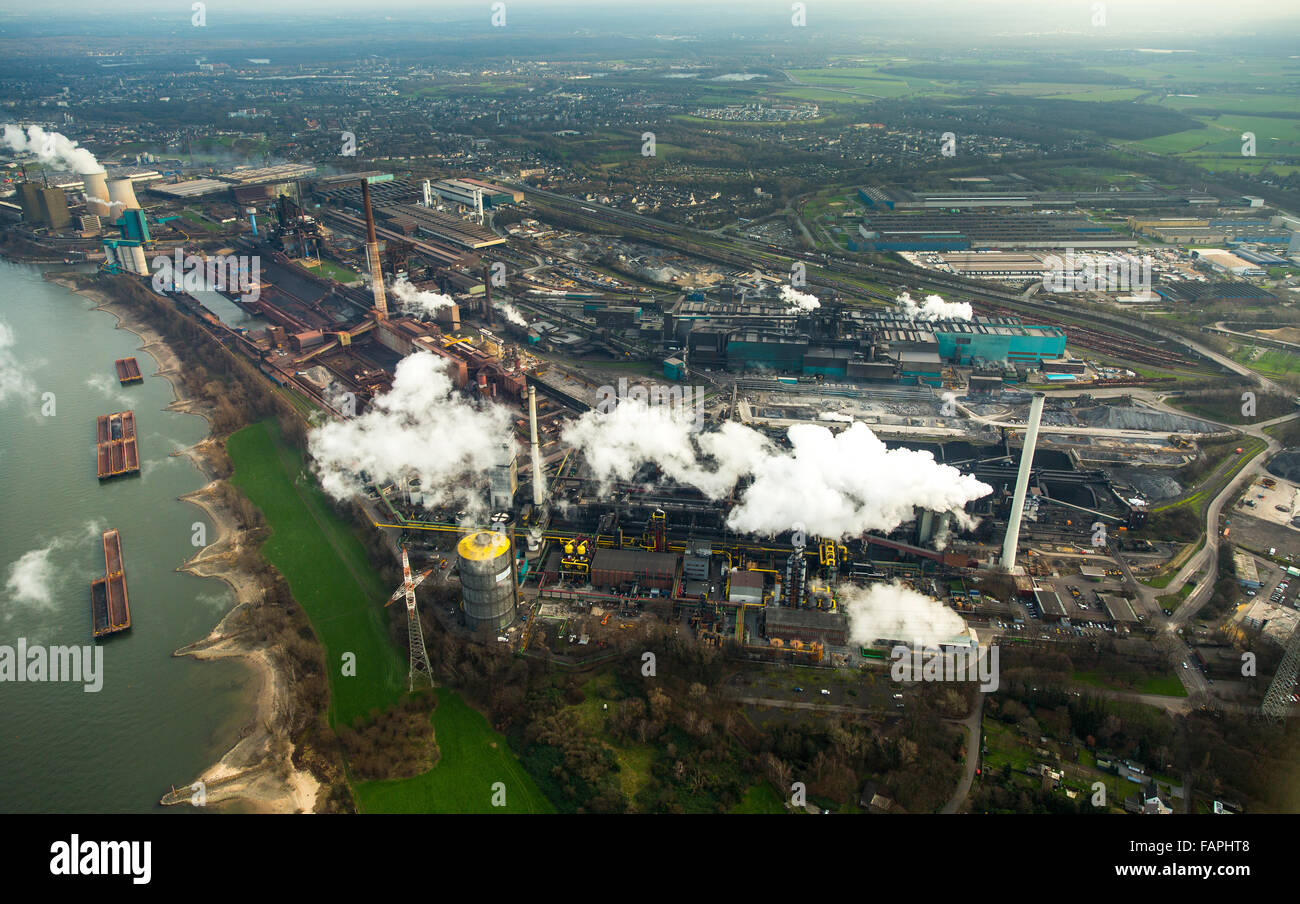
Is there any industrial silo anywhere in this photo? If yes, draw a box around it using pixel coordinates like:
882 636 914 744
456 530 516 632
80 171 111 217
106 178 141 212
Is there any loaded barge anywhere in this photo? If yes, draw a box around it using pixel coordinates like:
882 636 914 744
90 529 131 638
114 357 143 384
95 410 140 479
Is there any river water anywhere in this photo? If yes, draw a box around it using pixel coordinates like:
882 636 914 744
0 259 251 813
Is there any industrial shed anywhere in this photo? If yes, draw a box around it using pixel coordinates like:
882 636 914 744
1034 589 1068 621
764 607 848 646
590 548 677 592
1101 594 1140 626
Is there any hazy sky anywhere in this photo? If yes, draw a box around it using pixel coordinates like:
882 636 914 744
0 0 1296 37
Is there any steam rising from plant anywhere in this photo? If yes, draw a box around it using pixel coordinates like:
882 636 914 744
307 352 513 513
780 285 820 311
562 403 991 539
390 277 456 318
896 291 972 322
498 302 528 327
842 581 966 646
2 124 101 173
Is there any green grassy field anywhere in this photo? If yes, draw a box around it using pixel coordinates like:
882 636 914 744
1072 670 1188 697
227 419 405 726
731 782 788 814
353 689 554 814
306 259 362 284
1231 344 1300 379
227 420 553 813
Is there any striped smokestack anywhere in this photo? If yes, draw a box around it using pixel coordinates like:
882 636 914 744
361 179 387 320
482 262 493 326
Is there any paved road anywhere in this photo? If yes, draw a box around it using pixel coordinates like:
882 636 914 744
941 693 985 814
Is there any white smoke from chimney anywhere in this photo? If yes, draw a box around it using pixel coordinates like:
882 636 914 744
896 291 972 322
389 277 455 318
562 404 991 540
842 581 966 647
497 302 528 327
562 399 771 499
307 352 513 513
780 285 821 311
725 421 991 538
2 124 100 173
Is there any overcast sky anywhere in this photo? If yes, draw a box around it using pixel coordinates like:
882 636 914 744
0 0 1295 37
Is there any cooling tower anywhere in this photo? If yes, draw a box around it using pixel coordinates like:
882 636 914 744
80 171 111 217
106 178 141 212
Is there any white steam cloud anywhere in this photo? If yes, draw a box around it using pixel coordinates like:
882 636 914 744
4 545 58 610
3 521 105 616
562 404 991 540
0 320 36 404
2 124 101 173
390 277 456 318
842 581 966 646
497 302 528 327
562 400 771 499
780 285 820 312
728 422 991 538
307 351 514 511
896 291 972 322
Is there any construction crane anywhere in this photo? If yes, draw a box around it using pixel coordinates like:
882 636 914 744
399 546 432 691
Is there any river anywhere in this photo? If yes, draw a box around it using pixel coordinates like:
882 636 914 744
0 259 251 813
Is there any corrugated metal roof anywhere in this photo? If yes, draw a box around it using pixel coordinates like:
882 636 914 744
592 548 677 575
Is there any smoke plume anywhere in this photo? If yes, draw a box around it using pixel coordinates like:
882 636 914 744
562 399 771 499
2 124 101 173
842 581 966 646
780 285 820 312
390 277 456 318
497 302 528 327
307 352 514 511
896 291 972 322
562 404 991 539
726 421 991 537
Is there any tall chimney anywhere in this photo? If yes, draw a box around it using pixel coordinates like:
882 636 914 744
1000 391 1046 571
482 262 494 326
361 179 387 320
529 385 545 507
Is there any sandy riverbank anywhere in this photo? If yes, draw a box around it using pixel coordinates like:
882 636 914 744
48 272 320 814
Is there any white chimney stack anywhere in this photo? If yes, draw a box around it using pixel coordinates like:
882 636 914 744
1000 391 1046 571
529 385 545 507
